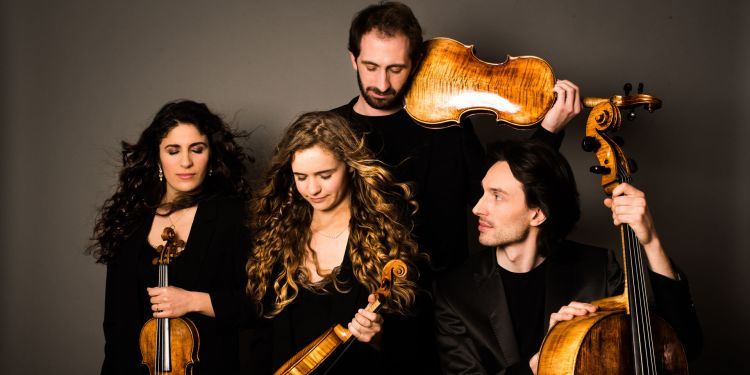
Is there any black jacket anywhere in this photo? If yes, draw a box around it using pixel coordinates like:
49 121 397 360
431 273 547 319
101 196 250 374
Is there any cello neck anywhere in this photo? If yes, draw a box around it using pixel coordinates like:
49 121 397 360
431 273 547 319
621 220 658 374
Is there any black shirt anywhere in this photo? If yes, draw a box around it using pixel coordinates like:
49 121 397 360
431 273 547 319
498 261 547 362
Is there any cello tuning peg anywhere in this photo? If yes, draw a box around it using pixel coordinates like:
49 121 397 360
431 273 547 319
612 136 625 147
627 109 637 121
581 136 600 152
590 165 611 175
623 83 632 96
628 158 638 173
637 82 644 94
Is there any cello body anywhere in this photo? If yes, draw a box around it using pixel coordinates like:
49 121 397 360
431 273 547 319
539 310 687 374
404 37 556 127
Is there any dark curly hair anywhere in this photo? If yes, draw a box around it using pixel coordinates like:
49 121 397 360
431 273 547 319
486 139 580 254
88 100 252 264
348 1 424 63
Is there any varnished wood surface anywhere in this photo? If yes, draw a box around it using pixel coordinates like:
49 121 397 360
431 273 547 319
139 317 200 375
539 313 688 374
274 260 407 375
404 37 556 128
274 325 352 375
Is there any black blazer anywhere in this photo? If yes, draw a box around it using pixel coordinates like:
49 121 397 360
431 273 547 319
433 240 702 375
101 196 250 375
434 240 622 375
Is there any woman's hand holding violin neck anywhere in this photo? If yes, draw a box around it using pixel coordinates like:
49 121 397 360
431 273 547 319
147 286 215 318
348 294 384 349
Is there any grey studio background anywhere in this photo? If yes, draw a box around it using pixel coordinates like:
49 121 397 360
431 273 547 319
1 0 748 373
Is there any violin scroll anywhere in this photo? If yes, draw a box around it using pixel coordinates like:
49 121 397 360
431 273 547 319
152 227 186 265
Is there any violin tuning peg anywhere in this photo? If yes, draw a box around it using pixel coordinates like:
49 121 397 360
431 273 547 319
590 165 611 175
637 82 644 94
628 158 638 173
581 136 600 152
623 83 632 96
612 136 625 147
627 110 637 121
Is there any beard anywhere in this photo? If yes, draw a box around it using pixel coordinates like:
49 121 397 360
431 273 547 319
356 71 405 111
478 221 531 248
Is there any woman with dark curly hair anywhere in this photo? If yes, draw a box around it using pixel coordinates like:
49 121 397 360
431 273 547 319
89 100 252 374
246 111 422 374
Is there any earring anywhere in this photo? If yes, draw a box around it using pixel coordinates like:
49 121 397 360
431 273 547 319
158 165 163 182
208 167 213 177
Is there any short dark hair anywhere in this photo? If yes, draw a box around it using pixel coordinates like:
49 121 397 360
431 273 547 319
348 1 424 63
487 140 580 251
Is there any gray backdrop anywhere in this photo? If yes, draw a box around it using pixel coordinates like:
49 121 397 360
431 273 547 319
1 0 747 373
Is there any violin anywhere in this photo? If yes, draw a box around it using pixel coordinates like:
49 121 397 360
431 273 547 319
139 227 200 375
537 85 688 374
274 259 408 375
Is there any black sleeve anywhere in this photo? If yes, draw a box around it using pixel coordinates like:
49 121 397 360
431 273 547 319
461 118 487 205
433 280 488 375
649 270 703 360
208 225 254 332
101 257 148 375
530 127 564 150
208 203 258 333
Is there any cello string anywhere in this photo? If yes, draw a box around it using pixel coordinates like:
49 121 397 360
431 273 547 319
621 168 656 374
621 168 656 373
634 233 656 373
626 226 645 374
635 235 657 372
621 173 650 374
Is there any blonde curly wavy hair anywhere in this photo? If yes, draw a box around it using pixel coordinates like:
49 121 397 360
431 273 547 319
246 111 420 318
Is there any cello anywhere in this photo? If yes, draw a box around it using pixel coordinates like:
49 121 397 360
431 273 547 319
274 259 408 375
139 227 200 375
536 86 688 374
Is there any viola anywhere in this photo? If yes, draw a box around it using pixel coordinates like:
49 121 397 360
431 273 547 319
274 259 408 375
139 227 200 375
537 84 687 374
404 37 556 128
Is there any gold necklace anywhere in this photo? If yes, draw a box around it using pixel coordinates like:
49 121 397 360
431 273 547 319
314 227 349 239
166 211 184 229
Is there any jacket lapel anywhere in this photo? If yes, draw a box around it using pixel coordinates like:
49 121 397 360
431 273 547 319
173 199 218 290
475 249 520 366
543 242 580 332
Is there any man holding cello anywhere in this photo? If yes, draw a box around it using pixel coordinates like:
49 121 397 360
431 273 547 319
433 140 702 374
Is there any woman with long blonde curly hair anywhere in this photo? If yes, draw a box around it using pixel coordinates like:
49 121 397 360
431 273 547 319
246 111 421 373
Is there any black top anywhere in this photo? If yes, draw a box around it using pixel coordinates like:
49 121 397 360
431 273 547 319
332 98 562 272
498 261 547 362
332 98 486 272
255 249 383 375
101 196 251 375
